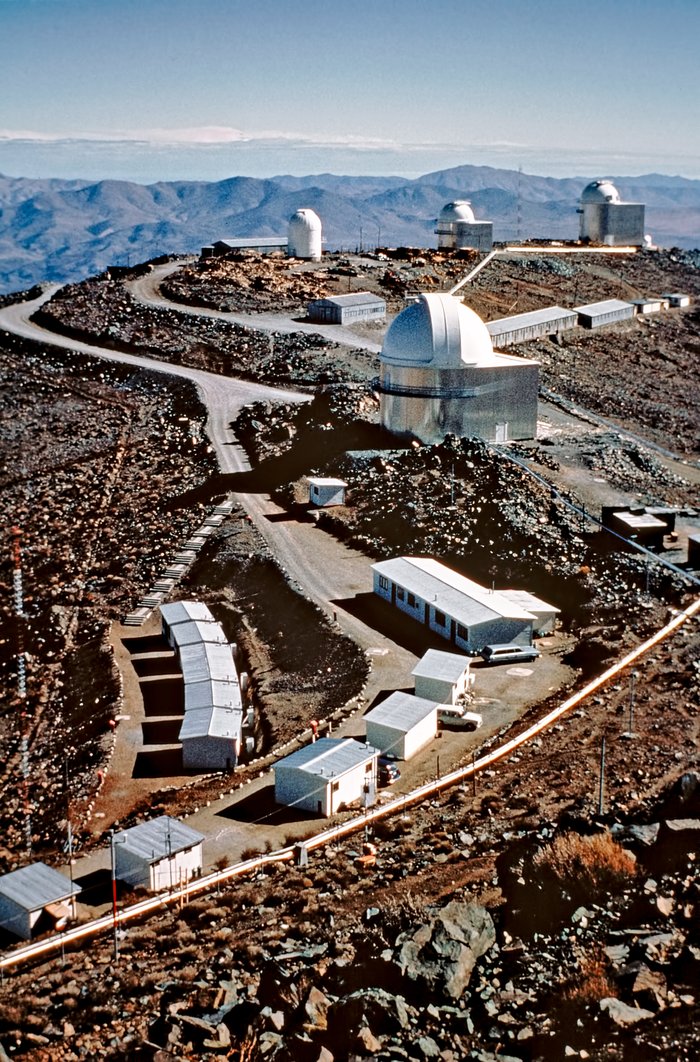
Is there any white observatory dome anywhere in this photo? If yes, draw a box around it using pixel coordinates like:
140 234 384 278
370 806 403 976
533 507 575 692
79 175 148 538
381 293 494 370
438 200 476 225
580 179 621 205
288 208 322 260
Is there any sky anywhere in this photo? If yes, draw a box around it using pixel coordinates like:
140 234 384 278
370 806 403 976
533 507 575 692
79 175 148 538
1 0 699 185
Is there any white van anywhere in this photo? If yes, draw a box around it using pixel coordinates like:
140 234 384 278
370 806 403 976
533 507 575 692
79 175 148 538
481 643 540 666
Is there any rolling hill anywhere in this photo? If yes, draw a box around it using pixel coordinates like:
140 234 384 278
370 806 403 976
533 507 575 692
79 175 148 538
1 165 699 294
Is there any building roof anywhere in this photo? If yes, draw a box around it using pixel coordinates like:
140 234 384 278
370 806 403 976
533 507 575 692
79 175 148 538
381 293 496 370
486 307 578 334
612 511 667 531
580 179 621 205
373 556 535 628
365 691 439 731
0 862 80 911
500 589 560 615
575 299 634 316
161 601 215 628
179 705 243 741
288 208 322 232
115 816 204 862
183 678 242 712
179 641 238 685
412 648 472 684
308 476 347 488
276 737 378 778
171 620 229 649
214 237 287 249
310 292 385 308
439 200 476 224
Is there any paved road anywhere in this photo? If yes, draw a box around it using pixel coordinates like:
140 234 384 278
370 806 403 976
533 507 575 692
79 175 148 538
0 289 311 475
0 285 417 715
128 263 382 354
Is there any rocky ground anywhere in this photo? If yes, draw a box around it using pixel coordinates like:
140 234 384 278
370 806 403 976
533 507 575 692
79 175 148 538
1 702 698 1060
34 273 374 387
0 249 699 1058
0 331 218 865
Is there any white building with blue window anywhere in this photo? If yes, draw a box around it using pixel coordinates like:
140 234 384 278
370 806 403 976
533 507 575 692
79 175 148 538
372 556 545 653
274 738 379 817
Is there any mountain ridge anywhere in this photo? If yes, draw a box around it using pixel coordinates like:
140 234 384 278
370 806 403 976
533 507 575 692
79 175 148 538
1 164 699 294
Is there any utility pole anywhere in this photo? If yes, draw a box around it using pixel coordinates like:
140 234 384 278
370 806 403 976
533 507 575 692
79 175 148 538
598 734 606 816
110 830 126 961
516 165 523 244
628 670 639 735
11 527 32 856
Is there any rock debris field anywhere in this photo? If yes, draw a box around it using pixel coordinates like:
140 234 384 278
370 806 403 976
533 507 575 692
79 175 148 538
0 247 699 1059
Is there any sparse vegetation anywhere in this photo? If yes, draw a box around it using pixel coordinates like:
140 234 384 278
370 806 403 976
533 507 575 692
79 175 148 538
533 830 637 898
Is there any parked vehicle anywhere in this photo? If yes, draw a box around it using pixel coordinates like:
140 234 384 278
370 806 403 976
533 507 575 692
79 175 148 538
438 706 483 730
378 757 401 786
481 643 540 666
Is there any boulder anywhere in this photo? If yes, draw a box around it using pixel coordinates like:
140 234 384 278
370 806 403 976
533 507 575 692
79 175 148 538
394 901 496 1000
328 988 409 1044
303 986 332 1032
599 998 655 1026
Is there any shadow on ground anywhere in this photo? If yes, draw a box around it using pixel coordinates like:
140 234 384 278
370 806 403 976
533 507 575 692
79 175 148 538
133 748 186 778
122 634 168 654
132 656 179 678
332 592 464 657
142 719 183 745
216 781 319 827
140 677 184 717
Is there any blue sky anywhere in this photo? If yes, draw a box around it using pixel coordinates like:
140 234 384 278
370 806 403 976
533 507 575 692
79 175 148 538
1 0 699 183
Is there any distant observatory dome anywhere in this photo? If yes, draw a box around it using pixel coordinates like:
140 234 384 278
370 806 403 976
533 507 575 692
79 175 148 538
580 179 621 205
288 208 322 260
438 200 476 225
381 293 494 370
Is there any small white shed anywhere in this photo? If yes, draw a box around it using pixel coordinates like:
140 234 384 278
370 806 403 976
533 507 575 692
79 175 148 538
308 477 347 507
661 292 691 308
412 649 474 706
274 738 379 817
179 641 238 685
0 862 81 940
364 691 439 760
161 601 215 646
179 705 243 770
114 816 204 892
171 620 229 652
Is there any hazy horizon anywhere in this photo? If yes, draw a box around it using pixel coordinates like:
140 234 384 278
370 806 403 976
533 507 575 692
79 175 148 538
2 136 700 188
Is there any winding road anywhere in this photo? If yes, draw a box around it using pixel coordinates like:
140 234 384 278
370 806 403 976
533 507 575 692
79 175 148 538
0 280 417 691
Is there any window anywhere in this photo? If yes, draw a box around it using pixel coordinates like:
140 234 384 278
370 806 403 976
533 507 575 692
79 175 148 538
407 592 417 608
365 761 373 772
396 587 405 601
457 623 469 641
378 575 389 591
332 781 340 793
434 609 446 627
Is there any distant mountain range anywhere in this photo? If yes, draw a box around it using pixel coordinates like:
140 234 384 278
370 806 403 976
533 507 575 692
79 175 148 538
1 164 699 294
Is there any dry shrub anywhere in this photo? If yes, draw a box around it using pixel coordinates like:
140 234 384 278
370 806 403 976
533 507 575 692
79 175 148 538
533 832 636 898
563 949 616 1006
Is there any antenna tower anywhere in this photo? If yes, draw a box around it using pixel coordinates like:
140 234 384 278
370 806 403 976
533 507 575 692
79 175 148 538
11 527 33 855
516 165 523 244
